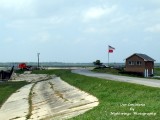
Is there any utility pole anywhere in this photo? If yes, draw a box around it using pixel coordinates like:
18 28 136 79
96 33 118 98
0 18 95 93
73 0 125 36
37 53 40 68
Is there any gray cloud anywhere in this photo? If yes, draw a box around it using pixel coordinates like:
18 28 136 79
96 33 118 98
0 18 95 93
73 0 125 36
0 0 159 62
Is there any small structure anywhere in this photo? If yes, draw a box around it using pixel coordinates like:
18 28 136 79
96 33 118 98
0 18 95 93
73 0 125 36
125 53 155 77
0 66 14 81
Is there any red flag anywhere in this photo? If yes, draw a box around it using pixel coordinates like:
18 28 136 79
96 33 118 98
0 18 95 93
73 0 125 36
108 45 115 53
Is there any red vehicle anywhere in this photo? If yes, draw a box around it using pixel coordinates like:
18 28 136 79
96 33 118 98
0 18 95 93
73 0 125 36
18 63 32 70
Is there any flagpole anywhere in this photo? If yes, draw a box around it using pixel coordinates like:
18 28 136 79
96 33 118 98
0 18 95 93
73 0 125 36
108 45 115 67
108 51 109 67
108 46 109 67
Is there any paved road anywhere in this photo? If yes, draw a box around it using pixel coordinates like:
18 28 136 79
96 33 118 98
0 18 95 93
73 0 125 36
72 69 160 88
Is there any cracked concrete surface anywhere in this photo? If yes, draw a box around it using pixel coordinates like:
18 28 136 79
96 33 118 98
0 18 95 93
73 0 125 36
0 73 99 120
0 84 33 120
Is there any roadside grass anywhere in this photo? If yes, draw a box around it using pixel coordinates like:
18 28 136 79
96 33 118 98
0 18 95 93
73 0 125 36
0 81 28 107
93 67 160 78
93 67 121 75
154 68 160 76
92 68 145 77
32 69 160 120
15 69 25 74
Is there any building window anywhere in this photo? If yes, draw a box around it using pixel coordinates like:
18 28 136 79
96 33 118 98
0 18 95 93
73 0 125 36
128 61 142 66
136 61 142 65
128 61 134 65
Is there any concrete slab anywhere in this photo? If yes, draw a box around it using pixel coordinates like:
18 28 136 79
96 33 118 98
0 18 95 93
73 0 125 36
30 77 99 120
0 73 99 120
13 73 50 82
0 84 33 120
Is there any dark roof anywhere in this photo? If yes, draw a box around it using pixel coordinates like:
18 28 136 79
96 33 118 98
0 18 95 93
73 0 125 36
126 53 155 61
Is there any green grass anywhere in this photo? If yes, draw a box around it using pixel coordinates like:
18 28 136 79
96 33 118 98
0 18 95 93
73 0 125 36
93 67 160 77
154 68 160 76
32 69 160 120
92 68 145 77
14 69 25 74
93 68 121 75
0 81 28 107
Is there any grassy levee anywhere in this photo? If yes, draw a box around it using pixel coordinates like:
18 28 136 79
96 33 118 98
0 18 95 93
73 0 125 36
32 69 160 120
0 81 28 107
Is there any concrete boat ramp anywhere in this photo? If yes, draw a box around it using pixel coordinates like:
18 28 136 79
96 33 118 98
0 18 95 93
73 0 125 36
0 73 99 120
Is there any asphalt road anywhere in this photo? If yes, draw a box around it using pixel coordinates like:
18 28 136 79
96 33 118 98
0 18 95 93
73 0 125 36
72 69 160 88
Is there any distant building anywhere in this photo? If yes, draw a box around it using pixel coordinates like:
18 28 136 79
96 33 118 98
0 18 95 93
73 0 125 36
125 53 155 77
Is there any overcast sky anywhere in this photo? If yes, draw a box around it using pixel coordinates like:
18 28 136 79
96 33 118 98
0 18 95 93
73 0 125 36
0 0 160 63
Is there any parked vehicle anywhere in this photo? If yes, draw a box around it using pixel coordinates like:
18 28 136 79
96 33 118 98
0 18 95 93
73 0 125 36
18 63 32 70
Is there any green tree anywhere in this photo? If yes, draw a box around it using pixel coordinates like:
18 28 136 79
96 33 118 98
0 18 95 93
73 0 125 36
93 60 103 67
